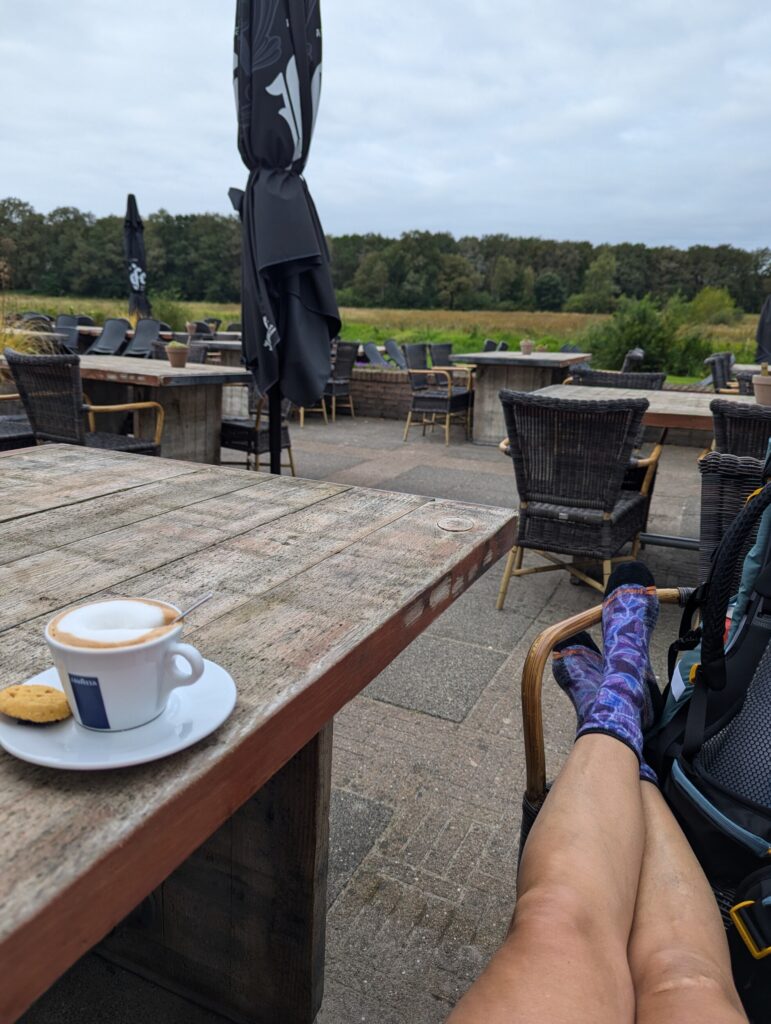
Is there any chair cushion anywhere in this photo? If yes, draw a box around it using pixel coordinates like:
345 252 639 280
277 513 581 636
518 491 648 559
412 388 471 414
83 433 160 455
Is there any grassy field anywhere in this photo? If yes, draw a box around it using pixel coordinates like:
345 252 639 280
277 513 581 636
3 292 759 368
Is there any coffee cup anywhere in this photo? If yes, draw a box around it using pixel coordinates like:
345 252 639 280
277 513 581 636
45 598 205 731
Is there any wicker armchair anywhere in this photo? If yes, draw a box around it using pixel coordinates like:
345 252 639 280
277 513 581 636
0 393 34 451
429 342 453 367
704 351 736 392
711 398 771 459
734 371 754 396
402 357 472 445
323 341 358 421
4 350 164 456
203 318 222 334
698 452 763 586
226 322 242 332
568 368 667 390
86 318 131 355
496 390 661 601
221 387 295 474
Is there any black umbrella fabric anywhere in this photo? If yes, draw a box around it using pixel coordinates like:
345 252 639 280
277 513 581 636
755 295 771 362
124 194 151 321
233 0 339 470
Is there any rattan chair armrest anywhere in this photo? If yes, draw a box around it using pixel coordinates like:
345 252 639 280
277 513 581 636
433 364 473 388
635 442 663 496
717 385 740 394
562 375 574 384
85 401 165 445
407 368 453 394
0 393 20 401
521 587 692 802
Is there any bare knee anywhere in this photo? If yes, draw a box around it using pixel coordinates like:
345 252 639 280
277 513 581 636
512 883 608 946
635 948 745 1019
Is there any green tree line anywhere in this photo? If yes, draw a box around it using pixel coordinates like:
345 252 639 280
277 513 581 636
2 197 769 312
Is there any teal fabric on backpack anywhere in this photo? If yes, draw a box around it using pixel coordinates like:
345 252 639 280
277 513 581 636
728 439 771 643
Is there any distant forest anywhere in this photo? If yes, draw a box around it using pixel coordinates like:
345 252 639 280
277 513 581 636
2 197 769 313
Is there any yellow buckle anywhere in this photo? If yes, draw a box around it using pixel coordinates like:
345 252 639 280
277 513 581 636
730 900 771 959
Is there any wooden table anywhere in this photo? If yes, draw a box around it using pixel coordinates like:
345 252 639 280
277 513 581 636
0 444 516 1024
536 384 756 430
452 351 592 444
1 355 251 464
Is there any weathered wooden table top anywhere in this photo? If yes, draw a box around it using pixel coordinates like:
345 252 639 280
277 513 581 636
0 354 250 388
0 445 515 1020
536 383 755 429
452 351 591 367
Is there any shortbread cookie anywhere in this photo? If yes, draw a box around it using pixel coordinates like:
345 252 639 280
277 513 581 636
0 684 72 723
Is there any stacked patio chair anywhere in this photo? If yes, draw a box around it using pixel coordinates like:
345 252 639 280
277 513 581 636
123 319 161 358
86 318 130 355
568 368 667 390
4 350 164 455
496 390 661 601
323 341 358 421
704 351 736 392
620 347 645 372
0 392 34 451
221 384 295 474
363 342 391 367
384 338 407 369
53 314 80 354
711 398 771 459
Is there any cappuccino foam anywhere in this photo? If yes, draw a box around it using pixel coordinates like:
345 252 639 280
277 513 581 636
49 598 177 649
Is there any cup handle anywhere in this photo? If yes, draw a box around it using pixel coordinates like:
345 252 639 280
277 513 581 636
163 642 205 693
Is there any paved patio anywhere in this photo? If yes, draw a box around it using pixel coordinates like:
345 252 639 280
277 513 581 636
23 417 702 1024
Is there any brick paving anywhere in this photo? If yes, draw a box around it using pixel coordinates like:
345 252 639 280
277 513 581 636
23 417 703 1024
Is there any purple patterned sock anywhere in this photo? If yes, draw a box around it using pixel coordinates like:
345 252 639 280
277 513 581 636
552 630 659 783
577 569 660 764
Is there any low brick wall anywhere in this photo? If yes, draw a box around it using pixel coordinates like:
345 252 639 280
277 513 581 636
350 366 412 420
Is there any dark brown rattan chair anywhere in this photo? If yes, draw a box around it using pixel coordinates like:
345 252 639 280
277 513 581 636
324 341 358 421
402 357 472 445
221 386 295 474
203 318 222 334
496 390 660 601
734 371 754 396
4 350 164 456
429 342 453 367
226 322 242 332
698 452 764 586
711 398 771 459
0 393 34 451
569 368 667 390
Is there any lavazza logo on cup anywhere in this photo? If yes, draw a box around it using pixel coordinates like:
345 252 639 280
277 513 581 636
45 598 205 731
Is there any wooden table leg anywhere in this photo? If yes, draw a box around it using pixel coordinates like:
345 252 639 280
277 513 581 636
134 384 224 464
97 723 332 1024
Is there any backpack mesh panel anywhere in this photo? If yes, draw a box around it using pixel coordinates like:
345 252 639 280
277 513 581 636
696 643 771 810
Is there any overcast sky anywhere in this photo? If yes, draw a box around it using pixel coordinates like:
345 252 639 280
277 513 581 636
2 1 770 248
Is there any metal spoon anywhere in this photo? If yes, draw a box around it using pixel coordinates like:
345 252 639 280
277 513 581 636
171 592 214 625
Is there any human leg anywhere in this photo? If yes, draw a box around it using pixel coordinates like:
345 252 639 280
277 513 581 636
449 567 660 1024
629 783 748 1023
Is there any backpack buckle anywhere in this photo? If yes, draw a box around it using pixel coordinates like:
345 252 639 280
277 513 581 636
730 899 771 959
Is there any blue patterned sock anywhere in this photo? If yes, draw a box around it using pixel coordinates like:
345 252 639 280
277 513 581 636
576 563 660 765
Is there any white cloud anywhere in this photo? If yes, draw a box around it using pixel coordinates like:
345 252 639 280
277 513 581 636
1 0 769 247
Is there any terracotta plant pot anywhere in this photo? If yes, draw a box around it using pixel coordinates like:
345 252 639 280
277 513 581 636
753 374 771 405
167 346 189 368
519 339 534 355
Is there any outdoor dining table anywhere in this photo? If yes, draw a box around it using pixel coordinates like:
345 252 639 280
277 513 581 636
536 383 757 551
0 443 516 1024
451 351 592 444
0 354 252 464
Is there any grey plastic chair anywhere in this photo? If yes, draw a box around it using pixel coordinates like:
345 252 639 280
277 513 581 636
621 347 645 372
123 319 161 358
384 339 407 369
363 342 391 367
86 318 130 355
54 315 80 354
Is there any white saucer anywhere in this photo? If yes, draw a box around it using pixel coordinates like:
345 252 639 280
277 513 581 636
0 660 236 770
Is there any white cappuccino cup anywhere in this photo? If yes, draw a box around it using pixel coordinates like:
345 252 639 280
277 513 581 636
45 598 205 731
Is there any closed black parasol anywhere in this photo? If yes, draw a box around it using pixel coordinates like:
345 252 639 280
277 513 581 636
755 295 771 362
124 194 151 322
233 0 339 472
